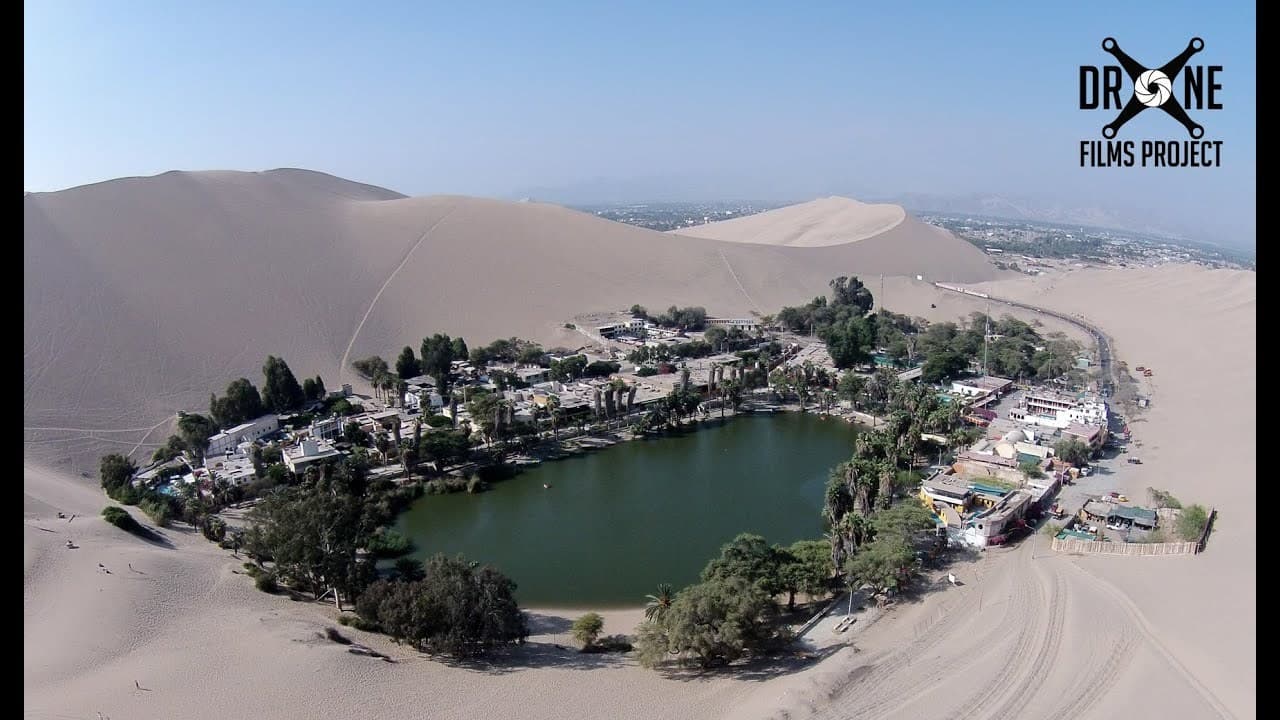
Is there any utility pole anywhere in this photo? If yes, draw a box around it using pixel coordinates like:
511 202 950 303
983 299 991 377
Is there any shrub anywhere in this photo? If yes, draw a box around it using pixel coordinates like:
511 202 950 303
139 496 173 527
595 634 634 652
466 476 489 494
1147 487 1182 509
324 627 353 645
1175 504 1210 542
255 571 279 593
424 414 453 429
365 529 413 558
564 323 576 329
636 366 659 377
101 505 141 532
572 612 605 650
425 477 469 495
202 516 228 542
338 614 354 626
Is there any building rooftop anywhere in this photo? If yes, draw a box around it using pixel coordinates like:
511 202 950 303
1025 389 1077 405
957 451 1019 469
956 376 1013 391
1062 423 1104 440
921 471 974 502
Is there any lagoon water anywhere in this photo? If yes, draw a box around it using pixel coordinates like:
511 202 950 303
395 412 859 606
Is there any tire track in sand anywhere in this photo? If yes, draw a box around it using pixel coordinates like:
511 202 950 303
986 568 1068 720
1061 560 1235 720
821 559 997 719
337 206 458 384
942 544 1044 720
1042 628 1138 720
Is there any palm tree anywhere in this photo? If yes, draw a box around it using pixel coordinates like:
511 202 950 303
546 395 562 441
644 583 674 621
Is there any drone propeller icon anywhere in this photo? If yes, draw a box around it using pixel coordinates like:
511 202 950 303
1100 37 1205 139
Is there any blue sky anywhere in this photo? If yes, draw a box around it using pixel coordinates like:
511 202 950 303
24 1 1255 247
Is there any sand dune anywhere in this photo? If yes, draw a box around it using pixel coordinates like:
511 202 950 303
675 197 907 247
24 170 998 472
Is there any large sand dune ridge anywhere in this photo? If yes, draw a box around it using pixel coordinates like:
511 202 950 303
675 196 907 247
24 169 997 471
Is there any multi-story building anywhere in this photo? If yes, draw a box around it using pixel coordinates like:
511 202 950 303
206 414 279 456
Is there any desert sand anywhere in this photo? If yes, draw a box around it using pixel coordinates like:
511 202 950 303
675 196 907 247
24 171 997 473
24 172 1254 719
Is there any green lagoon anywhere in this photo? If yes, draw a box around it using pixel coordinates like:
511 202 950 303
395 412 859 606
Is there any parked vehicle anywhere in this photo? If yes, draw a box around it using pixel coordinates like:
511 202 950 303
1127 458 1142 465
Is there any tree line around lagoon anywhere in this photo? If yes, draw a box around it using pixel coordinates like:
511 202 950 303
93 273 1096 667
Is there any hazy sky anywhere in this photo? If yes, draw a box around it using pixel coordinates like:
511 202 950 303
25 1 1255 247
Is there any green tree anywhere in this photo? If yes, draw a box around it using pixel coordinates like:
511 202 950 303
246 480 371 609
778 539 835 610
262 356 305 412
572 612 605 650
210 377 267 427
396 346 421 380
1053 438 1091 466
584 360 620 378
450 337 469 363
550 355 588 381
845 534 916 597
829 276 874 315
151 434 187 463
644 583 675 621
869 501 937 542
354 554 528 657
837 373 867 408
421 334 459 393
176 409 218 458
701 533 785 598
99 453 138 500
823 316 875 369
921 350 968 383
705 326 728 351
636 577 783 669
302 377 319 402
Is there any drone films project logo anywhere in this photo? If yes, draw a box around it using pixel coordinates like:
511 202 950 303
1078 37 1223 167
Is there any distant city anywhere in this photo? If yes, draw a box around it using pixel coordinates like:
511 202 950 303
922 214 1256 272
581 202 1255 271
579 202 781 232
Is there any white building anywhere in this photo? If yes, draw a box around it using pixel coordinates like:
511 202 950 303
1010 391 1108 430
310 415 345 442
283 438 341 474
207 414 279 456
516 366 550 385
204 453 257 485
404 388 444 412
706 317 761 331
